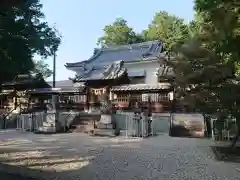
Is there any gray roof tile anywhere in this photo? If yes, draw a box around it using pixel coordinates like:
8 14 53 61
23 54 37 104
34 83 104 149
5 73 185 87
65 41 163 68
29 86 85 94
111 83 171 91
67 41 163 82
47 80 73 88
76 61 126 82
128 70 145 77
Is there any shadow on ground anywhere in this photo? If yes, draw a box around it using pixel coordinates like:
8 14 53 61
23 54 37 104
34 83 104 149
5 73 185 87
211 146 240 163
0 170 39 180
170 125 191 137
0 134 144 180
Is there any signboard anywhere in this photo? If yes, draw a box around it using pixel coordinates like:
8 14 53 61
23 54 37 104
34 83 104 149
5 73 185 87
99 115 112 124
142 94 148 102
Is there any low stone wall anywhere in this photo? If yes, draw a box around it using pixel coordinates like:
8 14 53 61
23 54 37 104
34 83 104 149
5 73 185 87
114 112 205 137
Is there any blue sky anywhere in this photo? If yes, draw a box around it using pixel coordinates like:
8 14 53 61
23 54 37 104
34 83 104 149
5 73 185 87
41 0 194 81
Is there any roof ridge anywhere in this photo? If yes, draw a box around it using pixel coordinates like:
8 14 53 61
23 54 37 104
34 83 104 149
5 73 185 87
65 40 163 68
100 40 161 52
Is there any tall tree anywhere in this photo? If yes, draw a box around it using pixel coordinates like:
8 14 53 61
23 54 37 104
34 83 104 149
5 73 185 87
142 11 190 51
166 0 240 146
0 0 61 84
97 18 144 47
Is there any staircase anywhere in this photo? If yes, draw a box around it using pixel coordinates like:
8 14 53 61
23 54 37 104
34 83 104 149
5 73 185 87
69 113 101 134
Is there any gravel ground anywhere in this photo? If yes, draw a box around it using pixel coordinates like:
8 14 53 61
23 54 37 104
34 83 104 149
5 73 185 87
0 171 39 180
0 131 240 180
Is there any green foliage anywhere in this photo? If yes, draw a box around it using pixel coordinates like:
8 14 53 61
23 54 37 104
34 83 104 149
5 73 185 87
166 0 240 122
97 18 144 47
142 11 190 51
33 60 53 79
98 12 190 52
96 2 239 127
0 0 61 84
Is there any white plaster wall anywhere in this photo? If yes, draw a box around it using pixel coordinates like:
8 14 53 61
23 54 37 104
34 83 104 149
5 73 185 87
125 60 159 84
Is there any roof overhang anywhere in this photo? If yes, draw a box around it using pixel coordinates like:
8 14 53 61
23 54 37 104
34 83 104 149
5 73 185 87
111 83 172 92
1 73 50 90
28 87 86 95
65 41 164 69
0 92 13 96
74 60 127 82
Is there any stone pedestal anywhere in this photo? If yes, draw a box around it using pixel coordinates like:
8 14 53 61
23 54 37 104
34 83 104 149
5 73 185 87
94 114 120 136
99 114 112 124
38 110 56 133
37 95 60 133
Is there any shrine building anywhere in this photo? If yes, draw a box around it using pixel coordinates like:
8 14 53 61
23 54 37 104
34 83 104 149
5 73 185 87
65 40 174 113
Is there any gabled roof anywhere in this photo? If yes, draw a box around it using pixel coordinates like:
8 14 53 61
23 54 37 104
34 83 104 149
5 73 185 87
1 73 50 90
65 40 163 68
74 60 127 82
40 80 86 94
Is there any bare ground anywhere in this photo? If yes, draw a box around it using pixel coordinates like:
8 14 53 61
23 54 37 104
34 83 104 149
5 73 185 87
0 130 240 180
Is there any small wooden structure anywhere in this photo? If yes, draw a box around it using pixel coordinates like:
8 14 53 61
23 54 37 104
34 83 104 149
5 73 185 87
28 86 86 111
111 83 173 113
0 73 50 114
0 73 50 129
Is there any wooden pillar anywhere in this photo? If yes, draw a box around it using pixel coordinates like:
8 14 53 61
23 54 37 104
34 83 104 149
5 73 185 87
13 89 17 110
85 87 89 111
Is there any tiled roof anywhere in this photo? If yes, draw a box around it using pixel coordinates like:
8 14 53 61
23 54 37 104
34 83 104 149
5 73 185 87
0 92 12 96
29 86 85 94
65 41 163 68
47 80 73 88
111 83 171 91
128 70 145 77
2 73 50 89
74 60 127 82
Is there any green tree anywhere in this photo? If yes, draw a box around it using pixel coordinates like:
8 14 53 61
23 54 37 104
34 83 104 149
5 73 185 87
97 18 144 47
142 11 190 51
166 0 240 146
33 60 53 79
0 0 61 84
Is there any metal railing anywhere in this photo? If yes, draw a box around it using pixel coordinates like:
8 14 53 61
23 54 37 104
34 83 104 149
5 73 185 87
116 112 156 138
16 111 80 132
0 104 24 129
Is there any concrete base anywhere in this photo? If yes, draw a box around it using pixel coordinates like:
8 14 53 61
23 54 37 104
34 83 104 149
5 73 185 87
37 126 56 133
36 111 58 133
93 129 117 137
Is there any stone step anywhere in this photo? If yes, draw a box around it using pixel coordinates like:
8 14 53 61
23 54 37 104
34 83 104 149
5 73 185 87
96 123 113 129
42 121 55 127
36 126 56 133
71 124 94 134
93 129 117 137
71 114 100 123
71 120 92 125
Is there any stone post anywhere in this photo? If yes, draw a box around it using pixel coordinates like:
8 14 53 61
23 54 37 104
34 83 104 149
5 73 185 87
42 95 59 133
